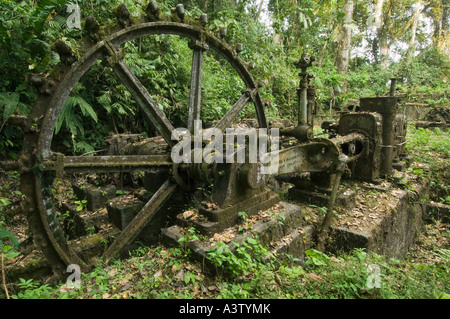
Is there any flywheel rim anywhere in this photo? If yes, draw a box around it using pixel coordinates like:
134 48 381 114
22 5 268 278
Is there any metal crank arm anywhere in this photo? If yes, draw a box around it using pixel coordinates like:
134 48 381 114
265 133 366 177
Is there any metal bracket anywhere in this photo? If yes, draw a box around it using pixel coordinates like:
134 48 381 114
42 153 65 179
189 32 209 51
103 41 125 67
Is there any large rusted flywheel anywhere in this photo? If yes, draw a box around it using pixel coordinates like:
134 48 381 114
20 2 268 278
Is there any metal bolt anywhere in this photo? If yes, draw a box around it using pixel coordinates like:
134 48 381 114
148 0 158 13
175 4 185 22
236 43 243 54
219 28 227 39
200 13 208 26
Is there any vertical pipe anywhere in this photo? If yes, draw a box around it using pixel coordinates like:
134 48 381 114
381 111 395 177
307 85 316 127
295 52 315 127
360 97 398 177
390 78 397 97
298 77 308 126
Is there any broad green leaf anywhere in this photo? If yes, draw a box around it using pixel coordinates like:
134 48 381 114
0 228 19 249
77 96 98 123
0 92 20 120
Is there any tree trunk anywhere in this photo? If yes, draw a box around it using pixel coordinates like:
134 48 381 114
371 0 385 65
317 0 334 67
334 0 354 94
379 34 389 69
433 0 449 54
379 0 392 69
407 0 422 63
255 0 264 20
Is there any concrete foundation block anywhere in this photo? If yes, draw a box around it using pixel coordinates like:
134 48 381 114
73 183 117 211
326 182 427 259
107 198 144 230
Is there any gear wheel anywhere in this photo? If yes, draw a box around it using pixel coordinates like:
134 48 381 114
21 2 268 279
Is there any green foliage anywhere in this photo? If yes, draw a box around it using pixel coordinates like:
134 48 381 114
8 237 449 299
0 194 21 260
406 126 450 158
177 227 201 256
207 237 277 279
12 278 54 299
74 199 88 212
0 227 20 260
305 249 330 266
405 126 449 202
0 197 11 211
398 47 450 91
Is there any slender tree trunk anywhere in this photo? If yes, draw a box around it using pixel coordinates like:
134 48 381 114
379 0 392 69
317 0 334 67
371 0 384 65
374 0 384 36
433 0 449 54
379 35 389 69
407 0 422 63
335 0 354 94
441 1 449 53
255 0 264 20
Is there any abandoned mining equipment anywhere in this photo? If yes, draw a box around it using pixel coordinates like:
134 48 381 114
0 2 408 279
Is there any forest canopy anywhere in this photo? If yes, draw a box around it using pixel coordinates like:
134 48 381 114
0 0 448 158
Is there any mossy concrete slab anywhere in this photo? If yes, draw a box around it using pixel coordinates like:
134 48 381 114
324 181 428 258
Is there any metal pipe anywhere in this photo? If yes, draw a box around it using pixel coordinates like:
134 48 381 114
298 77 308 126
316 155 348 251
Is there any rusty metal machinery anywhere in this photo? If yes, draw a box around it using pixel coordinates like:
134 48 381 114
0 2 408 279
5 2 272 276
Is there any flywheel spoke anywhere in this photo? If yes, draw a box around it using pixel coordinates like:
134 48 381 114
101 179 177 264
187 44 206 133
214 90 253 131
106 45 175 145
24 12 271 275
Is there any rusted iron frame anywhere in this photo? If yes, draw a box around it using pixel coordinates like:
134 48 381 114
295 52 315 127
275 139 340 176
5 115 36 132
33 175 90 272
360 97 398 176
43 154 172 175
330 132 366 163
274 133 365 176
26 21 269 270
316 154 348 251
